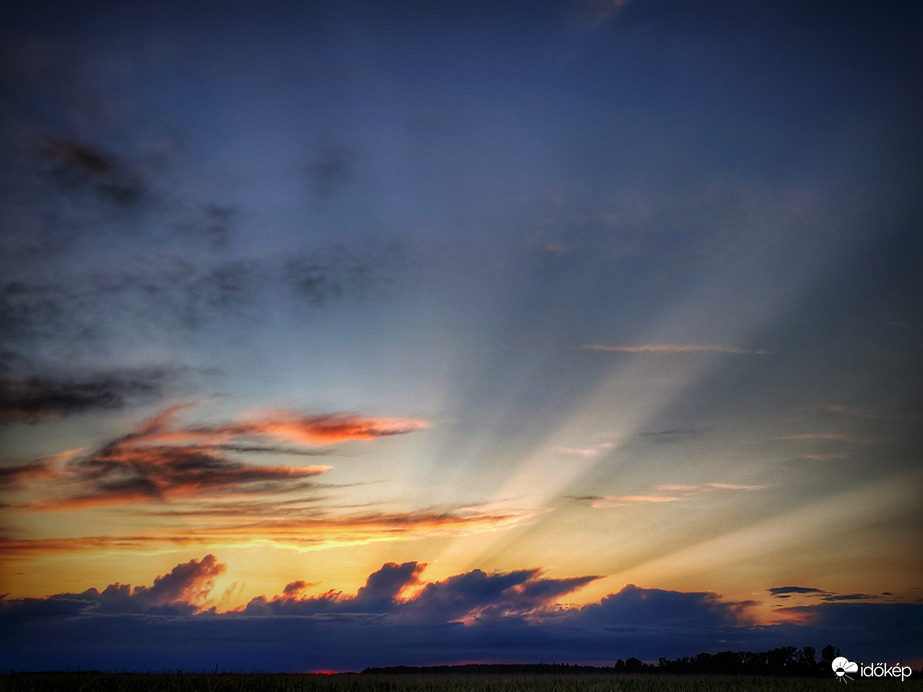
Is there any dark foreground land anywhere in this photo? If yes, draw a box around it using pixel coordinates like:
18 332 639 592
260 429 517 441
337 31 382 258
2 672 918 691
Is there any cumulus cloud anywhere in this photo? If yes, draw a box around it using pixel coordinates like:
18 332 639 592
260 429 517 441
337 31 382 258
0 555 223 621
566 583 755 629
7 556 914 672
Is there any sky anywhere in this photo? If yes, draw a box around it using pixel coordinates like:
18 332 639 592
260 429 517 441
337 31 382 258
1 0 922 674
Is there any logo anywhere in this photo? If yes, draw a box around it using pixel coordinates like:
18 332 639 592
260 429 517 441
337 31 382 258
832 656 913 683
832 657 858 682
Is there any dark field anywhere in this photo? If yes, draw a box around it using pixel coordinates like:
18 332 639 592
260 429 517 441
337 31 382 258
1 673 918 692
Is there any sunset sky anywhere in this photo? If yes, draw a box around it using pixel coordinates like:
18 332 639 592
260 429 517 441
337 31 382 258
1 0 922 673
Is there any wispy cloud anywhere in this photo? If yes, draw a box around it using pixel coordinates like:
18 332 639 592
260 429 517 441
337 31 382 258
0 459 58 490
36 138 147 206
573 0 634 30
803 453 849 461
554 441 615 458
0 370 166 424
657 482 768 491
824 404 923 421
5 404 427 509
574 482 767 508
589 495 681 507
779 433 858 443
582 343 767 355
0 508 533 556
769 586 828 597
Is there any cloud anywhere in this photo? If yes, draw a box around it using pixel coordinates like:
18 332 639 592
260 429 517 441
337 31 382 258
660 483 768 491
306 142 354 203
2 557 919 672
554 441 614 458
55 445 332 508
0 508 532 556
583 343 767 355
639 428 708 443
0 555 223 621
769 586 827 597
36 138 146 206
0 245 407 359
573 0 634 30
779 433 857 442
0 370 165 424
220 411 430 446
577 483 766 508
567 583 755 629
775 602 923 635
824 404 923 422
590 495 681 507
6 403 427 509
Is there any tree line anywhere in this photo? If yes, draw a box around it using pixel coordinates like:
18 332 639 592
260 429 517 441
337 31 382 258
364 644 845 677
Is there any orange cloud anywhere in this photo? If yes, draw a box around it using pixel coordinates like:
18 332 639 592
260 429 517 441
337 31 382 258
225 411 430 445
0 508 533 556
118 405 428 447
7 403 427 509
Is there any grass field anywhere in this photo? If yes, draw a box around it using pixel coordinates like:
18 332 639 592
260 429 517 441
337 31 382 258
1 673 917 692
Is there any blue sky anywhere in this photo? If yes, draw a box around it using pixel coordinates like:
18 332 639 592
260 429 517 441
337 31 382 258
1 0 922 672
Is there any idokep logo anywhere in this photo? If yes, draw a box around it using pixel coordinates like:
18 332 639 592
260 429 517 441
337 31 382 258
832 656 913 683
832 657 858 682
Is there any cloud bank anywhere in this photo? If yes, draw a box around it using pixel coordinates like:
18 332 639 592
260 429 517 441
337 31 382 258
2 555 919 672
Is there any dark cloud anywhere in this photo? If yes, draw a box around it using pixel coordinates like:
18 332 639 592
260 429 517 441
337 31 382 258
352 561 422 612
775 602 923 640
238 561 601 629
37 138 145 206
8 403 430 508
171 203 235 247
306 142 354 203
57 443 331 506
0 370 164 424
284 243 397 307
0 459 55 490
0 555 223 622
639 428 709 443
568 584 754 629
1 244 407 359
282 581 308 597
769 586 827 597
3 557 919 672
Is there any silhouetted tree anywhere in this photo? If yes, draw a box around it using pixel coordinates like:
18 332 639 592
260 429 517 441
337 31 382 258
821 644 839 665
624 657 644 673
